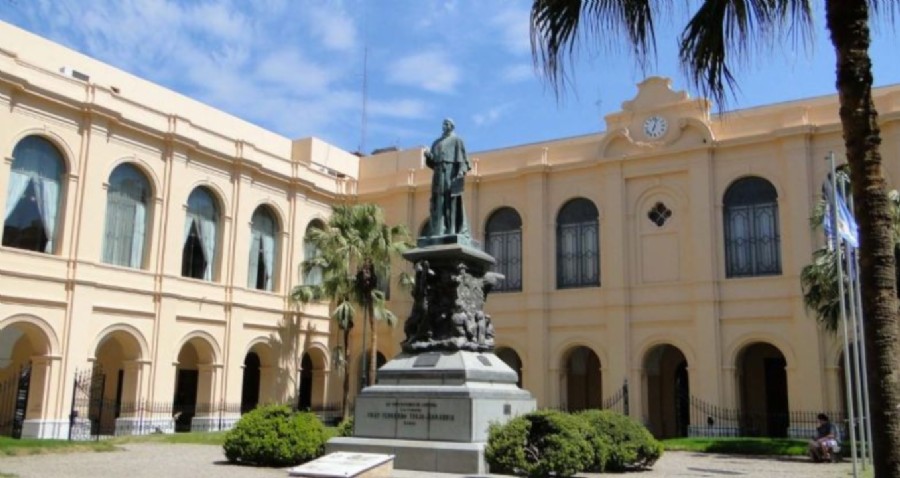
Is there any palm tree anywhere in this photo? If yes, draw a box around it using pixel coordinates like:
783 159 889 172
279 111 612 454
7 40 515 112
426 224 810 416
291 203 411 419
801 173 899 331
531 1 900 474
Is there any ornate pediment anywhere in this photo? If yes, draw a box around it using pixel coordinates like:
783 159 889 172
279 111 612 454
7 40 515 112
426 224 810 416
601 77 713 158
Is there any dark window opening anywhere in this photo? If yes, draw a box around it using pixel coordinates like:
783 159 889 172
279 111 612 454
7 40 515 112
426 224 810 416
2 181 48 252
255 241 267 290
181 222 207 279
556 199 600 289
485 207 523 292
724 177 781 278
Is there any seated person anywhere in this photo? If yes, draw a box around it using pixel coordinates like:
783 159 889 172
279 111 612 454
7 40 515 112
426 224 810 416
808 413 840 462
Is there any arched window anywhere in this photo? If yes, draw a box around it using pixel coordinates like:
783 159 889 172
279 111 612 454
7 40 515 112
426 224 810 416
485 207 522 292
182 187 219 281
248 206 278 291
723 177 781 277
556 198 599 288
102 164 151 268
3 136 65 253
303 220 324 285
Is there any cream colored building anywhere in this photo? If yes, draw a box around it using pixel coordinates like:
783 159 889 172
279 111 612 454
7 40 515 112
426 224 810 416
1 21 898 440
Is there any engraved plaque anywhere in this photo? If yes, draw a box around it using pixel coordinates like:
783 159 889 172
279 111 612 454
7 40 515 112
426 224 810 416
413 353 441 367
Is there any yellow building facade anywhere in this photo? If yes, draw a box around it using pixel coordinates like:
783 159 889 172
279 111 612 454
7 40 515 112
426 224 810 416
1 22 898 440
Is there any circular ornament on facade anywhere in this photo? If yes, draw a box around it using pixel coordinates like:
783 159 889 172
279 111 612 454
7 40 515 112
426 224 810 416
643 115 668 139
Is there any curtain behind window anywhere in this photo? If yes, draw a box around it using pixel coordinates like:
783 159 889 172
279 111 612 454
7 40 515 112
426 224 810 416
103 164 149 268
5 136 64 253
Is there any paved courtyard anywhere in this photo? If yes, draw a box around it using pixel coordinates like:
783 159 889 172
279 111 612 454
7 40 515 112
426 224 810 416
0 443 856 478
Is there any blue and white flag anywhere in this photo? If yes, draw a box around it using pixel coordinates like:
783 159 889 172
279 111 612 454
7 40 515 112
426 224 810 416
823 176 859 248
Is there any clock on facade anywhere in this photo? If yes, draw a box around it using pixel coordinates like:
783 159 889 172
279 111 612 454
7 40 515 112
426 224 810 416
643 115 668 139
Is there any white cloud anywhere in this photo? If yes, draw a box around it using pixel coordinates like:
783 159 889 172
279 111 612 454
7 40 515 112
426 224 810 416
307 6 357 52
368 98 429 119
256 49 334 94
387 50 460 94
502 63 535 83
491 6 531 56
472 103 514 126
184 2 251 41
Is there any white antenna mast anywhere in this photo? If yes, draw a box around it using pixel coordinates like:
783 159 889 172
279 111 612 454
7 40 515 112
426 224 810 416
358 3 369 154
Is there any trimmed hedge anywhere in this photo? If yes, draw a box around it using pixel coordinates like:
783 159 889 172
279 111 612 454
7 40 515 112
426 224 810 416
579 409 663 471
485 410 595 478
223 405 327 467
486 409 661 476
336 417 354 437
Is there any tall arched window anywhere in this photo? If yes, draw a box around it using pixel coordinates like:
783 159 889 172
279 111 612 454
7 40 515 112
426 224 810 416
182 187 219 281
485 207 522 292
102 164 151 268
303 220 324 285
723 177 781 278
248 206 279 291
556 198 600 288
3 136 66 253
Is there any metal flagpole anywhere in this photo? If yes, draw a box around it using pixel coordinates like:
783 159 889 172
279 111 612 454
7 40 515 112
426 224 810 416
829 152 858 477
843 230 868 468
850 250 874 465
839 177 868 468
847 188 874 465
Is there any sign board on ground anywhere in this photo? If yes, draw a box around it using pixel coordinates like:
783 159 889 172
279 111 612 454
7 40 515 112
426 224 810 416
287 452 394 478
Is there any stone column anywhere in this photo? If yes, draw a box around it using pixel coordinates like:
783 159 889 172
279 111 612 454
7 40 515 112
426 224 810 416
191 364 220 432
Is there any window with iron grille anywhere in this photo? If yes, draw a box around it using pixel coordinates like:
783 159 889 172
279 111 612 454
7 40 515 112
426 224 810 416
556 198 600 288
723 177 781 278
485 207 522 292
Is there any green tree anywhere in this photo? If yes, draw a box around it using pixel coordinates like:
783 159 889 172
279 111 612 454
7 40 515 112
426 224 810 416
801 174 899 332
530 1 900 474
291 203 411 419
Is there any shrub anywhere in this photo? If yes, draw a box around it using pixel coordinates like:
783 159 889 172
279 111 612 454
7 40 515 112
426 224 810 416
223 405 327 467
579 409 663 471
336 416 354 437
486 410 594 478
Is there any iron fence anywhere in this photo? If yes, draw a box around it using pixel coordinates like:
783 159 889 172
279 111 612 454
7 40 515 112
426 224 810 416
688 395 848 439
0 364 31 439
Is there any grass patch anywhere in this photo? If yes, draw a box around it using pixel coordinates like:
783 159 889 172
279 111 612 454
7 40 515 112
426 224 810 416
662 437 808 456
112 431 228 446
0 473 20 478
0 437 116 457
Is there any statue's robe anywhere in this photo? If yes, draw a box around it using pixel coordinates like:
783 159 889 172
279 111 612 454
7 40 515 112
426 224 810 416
426 132 470 236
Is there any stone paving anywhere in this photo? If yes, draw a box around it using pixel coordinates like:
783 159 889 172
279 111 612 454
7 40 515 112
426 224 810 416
0 443 857 478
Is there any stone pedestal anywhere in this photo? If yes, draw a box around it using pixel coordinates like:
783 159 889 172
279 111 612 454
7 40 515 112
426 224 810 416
327 351 535 474
327 242 536 474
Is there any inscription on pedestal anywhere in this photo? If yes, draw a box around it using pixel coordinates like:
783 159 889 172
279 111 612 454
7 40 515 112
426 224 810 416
356 397 468 441
413 353 441 368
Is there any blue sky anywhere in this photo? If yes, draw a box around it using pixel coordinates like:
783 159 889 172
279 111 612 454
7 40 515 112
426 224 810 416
2 1 899 154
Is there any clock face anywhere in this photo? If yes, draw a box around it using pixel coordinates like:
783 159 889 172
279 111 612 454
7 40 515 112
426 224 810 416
643 116 668 139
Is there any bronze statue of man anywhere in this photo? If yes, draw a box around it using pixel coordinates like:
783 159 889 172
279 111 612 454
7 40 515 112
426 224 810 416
424 118 470 238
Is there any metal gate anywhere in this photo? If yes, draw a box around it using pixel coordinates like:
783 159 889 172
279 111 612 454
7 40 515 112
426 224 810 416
69 366 116 440
0 363 32 438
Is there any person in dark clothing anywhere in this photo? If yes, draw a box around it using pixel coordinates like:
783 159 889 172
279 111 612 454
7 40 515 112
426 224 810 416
808 413 840 462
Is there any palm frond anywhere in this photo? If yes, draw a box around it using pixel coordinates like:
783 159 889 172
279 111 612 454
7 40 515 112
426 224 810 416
800 247 843 332
332 301 356 330
531 0 664 95
290 284 320 305
679 0 812 106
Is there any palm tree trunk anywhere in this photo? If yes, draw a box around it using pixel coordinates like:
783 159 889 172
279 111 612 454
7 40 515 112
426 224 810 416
341 328 352 420
826 1 900 475
368 304 377 387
